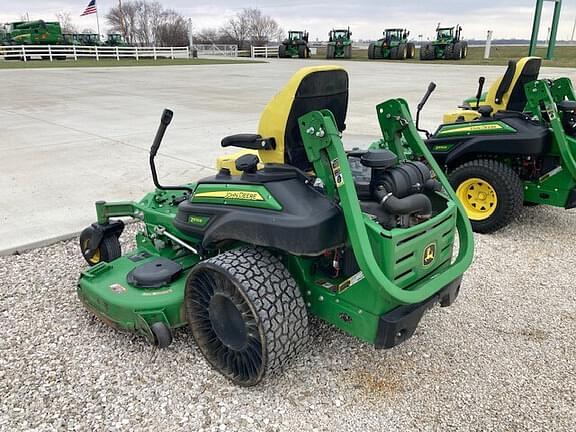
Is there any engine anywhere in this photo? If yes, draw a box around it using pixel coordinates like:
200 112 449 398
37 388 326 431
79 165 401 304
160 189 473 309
350 149 441 229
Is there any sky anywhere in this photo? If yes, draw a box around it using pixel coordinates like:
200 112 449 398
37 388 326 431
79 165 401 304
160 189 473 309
1 0 576 41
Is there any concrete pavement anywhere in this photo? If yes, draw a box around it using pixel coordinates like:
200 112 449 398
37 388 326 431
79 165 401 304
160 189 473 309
1 59 575 254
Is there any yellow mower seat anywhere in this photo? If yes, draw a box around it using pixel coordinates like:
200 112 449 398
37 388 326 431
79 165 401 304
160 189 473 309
216 65 349 174
443 57 542 124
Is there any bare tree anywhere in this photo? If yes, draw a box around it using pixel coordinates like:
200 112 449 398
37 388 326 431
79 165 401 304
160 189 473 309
106 1 138 43
55 11 77 34
105 0 188 46
154 9 188 46
245 8 283 45
221 9 251 49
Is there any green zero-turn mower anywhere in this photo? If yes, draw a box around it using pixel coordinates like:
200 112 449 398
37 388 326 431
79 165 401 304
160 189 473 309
420 24 467 61
78 66 474 386
368 28 415 60
415 57 576 233
278 30 310 59
326 28 352 59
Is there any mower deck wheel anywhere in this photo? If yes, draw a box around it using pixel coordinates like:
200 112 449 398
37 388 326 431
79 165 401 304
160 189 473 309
79 228 121 266
185 247 309 386
151 322 173 348
449 159 523 233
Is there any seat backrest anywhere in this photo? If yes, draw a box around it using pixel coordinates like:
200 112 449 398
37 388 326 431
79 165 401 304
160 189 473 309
484 57 542 112
257 66 349 171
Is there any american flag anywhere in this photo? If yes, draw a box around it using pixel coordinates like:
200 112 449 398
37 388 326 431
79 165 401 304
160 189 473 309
80 0 97 16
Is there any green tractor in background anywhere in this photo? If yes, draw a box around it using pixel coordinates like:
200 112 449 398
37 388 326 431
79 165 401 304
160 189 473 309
1 20 64 45
62 32 101 46
104 33 130 47
368 28 415 60
420 24 467 60
326 28 352 59
417 57 576 232
278 30 310 58
77 66 473 386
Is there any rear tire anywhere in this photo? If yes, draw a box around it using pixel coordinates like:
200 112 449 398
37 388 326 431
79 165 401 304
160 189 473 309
445 44 455 60
420 43 433 60
344 44 352 59
461 41 468 59
449 159 524 233
452 42 463 60
326 44 334 59
406 42 416 59
396 43 407 60
185 247 309 386
368 43 375 59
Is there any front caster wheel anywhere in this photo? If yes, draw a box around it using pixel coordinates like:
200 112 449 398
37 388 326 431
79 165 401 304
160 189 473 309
151 322 173 348
79 227 121 266
185 247 309 386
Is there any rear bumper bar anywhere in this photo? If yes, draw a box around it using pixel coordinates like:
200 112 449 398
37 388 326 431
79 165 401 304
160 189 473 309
375 276 462 349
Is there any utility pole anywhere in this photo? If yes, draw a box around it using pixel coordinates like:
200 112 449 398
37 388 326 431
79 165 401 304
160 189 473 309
484 30 493 59
571 16 576 41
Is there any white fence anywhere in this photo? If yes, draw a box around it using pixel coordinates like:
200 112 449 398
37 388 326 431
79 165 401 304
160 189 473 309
193 44 238 57
251 46 279 58
0 45 190 61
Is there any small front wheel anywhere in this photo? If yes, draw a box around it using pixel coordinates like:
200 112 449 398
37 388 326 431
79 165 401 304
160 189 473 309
79 227 121 266
151 322 173 348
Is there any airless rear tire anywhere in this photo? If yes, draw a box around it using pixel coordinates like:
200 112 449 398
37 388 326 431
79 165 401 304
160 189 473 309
185 247 309 386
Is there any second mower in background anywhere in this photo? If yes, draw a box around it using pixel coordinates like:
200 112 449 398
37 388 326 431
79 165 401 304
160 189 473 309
368 29 415 60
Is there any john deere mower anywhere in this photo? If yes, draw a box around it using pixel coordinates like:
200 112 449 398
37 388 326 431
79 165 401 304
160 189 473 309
278 31 310 59
414 57 576 232
78 66 473 386
326 28 352 59
420 24 467 61
368 28 415 60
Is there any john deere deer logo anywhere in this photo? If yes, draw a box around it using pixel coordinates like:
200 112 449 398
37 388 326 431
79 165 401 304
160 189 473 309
423 243 436 266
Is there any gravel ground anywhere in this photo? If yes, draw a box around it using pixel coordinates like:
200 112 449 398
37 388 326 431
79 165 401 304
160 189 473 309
1 206 575 432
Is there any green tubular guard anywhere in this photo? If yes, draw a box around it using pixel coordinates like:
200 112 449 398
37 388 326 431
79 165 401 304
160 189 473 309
298 102 474 305
525 79 576 180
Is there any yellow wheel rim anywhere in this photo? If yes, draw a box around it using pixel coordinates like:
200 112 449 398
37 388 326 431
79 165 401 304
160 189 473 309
456 177 498 221
82 239 101 265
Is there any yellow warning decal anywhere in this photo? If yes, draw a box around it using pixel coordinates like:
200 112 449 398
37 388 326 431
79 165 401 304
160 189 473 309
442 124 504 134
194 191 265 201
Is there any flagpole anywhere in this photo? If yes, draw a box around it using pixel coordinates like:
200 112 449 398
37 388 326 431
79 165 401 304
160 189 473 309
95 0 101 38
